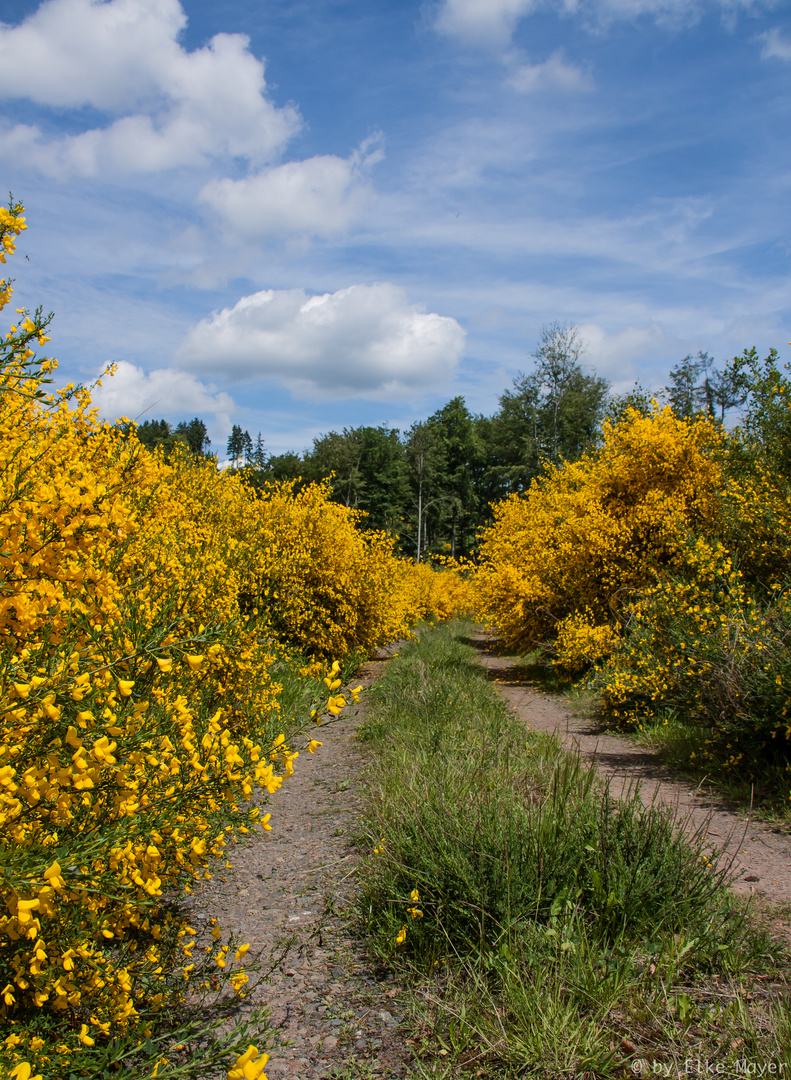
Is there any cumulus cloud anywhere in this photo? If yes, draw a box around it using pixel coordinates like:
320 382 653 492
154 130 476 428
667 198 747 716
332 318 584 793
0 0 299 176
435 0 769 47
199 139 383 240
506 51 593 91
759 28 791 60
90 361 235 431
176 283 466 400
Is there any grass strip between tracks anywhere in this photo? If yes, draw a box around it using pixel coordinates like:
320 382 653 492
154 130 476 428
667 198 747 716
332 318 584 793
355 619 791 1079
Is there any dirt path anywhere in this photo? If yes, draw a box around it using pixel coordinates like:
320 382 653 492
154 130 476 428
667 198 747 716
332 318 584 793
189 649 413 1080
474 634 791 908
185 627 791 1078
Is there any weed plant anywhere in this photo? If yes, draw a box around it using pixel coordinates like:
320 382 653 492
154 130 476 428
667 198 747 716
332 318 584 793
357 621 788 1077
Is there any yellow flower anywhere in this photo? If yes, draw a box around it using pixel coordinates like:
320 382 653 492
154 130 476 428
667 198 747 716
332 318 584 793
307 740 323 753
10 1065 42 1080
395 926 407 945
16 898 40 924
228 1045 269 1080
0 205 474 1064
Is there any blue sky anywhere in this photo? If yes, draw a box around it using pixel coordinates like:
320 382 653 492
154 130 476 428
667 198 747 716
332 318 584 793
0 0 789 456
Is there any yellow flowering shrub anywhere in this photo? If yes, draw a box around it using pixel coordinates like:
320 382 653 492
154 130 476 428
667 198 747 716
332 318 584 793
554 609 620 671
0 201 472 1077
240 488 476 657
247 480 410 657
720 454 791 581
394 559 477 625
476 385 791 780
0 204 356 1078
475 406 724 656
592 533 791 770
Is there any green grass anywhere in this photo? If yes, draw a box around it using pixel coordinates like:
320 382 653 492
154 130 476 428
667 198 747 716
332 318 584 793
355 620 789 1078
269 644 366 734
635 717 791 828
498 642 791 826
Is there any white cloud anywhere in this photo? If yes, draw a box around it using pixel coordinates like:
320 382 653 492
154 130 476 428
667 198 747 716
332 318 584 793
199 139 383 240
435 0 771 46
0 0 184 109
577 322 671 391
759 28 791 60
176 283 466 400
0 0 299 176
435 0 537 47
507 51 593 91
90 361 235 433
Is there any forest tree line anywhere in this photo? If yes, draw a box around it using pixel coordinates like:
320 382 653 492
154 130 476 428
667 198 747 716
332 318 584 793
134 325 746 560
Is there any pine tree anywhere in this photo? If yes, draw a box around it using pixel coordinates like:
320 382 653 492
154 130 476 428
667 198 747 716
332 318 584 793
174 418 210 457
226 424 248 467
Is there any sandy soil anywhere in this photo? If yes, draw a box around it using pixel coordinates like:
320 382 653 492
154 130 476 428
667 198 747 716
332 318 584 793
188 646 414 1080
473 633 791 908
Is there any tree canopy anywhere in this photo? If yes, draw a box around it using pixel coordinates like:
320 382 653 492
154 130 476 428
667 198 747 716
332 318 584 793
130 325 777 562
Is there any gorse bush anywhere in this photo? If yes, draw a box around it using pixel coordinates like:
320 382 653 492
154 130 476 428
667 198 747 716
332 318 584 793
474 391 791 788
394 558 477 626
0 201 320 1078
247 486 475 657
593 547 791 768
475 405 723 657
0 203 468 1079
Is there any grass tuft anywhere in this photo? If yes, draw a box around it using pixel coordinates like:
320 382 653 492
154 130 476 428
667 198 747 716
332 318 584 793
356 620 788 1078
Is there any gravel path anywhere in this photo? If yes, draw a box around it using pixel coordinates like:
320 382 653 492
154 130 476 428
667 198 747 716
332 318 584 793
188 648 413 1080
473 633 791 907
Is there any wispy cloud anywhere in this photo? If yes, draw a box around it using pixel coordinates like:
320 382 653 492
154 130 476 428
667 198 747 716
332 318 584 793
759 28 791 60
506 50 594 92
434 0 774 47
435 0 537 48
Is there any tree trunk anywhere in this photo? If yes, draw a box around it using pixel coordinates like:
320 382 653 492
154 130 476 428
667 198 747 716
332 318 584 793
416 460 423 564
